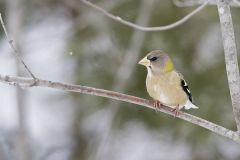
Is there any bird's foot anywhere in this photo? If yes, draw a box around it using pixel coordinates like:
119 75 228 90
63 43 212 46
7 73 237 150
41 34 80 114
150 100 162 112
171 105 180 117
154 100 161 108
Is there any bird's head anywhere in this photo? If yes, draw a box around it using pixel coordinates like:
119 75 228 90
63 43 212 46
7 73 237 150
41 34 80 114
138 50 174 74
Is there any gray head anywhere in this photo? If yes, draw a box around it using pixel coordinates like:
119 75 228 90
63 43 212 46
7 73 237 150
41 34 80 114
138 50 174 74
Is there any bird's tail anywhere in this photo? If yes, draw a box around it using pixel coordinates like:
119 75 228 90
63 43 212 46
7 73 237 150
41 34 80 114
184 100 199 110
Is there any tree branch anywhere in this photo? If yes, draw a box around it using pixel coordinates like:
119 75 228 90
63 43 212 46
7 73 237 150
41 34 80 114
0 74 239 143
173 0 240 7
232 0 240 6
217 0 240 133
79 0 209 31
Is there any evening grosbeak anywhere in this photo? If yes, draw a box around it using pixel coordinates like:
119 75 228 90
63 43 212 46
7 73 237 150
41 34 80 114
138 50 198 116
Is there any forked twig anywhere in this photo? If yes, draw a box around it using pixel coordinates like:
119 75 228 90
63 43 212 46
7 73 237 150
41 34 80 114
0 13 37 79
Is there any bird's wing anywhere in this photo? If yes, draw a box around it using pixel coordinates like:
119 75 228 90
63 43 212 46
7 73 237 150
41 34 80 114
177 72 193 103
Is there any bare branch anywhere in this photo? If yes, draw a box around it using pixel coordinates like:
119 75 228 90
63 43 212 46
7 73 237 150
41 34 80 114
79 0 209 31
173 0 240 7
0 13 36 79
0 74 239 143
233 0 240 6
217 0 240 133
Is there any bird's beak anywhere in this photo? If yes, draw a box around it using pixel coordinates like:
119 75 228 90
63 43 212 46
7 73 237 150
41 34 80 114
138 56 150 66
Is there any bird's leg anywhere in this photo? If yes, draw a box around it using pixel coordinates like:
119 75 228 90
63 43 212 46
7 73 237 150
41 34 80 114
171 105 180 117
150 100 162 112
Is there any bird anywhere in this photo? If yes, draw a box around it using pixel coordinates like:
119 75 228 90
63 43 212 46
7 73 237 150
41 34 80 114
138 50 198 116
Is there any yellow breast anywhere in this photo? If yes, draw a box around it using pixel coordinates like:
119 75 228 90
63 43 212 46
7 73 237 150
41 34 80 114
146 71 188 108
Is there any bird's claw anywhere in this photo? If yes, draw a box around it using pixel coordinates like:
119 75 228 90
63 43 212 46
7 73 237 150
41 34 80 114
154 100 161 108
171 105 180 117
150 100 162 112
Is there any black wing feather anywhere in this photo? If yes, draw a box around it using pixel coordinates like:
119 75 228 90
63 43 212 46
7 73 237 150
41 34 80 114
180 79 193 102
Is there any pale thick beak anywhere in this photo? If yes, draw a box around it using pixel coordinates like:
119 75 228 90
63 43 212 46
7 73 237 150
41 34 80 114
138 56 150 66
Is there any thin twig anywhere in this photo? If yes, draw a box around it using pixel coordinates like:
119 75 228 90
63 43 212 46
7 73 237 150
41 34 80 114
0 13 37 79
0 74 239 143
64 0 128 31
80 0 209 31
217 0 240 133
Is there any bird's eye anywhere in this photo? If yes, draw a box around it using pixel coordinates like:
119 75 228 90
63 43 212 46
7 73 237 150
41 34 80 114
150 57 157 61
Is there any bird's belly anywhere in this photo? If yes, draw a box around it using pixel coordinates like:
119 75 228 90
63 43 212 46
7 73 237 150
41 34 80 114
146 80 187 108
158 92 173 105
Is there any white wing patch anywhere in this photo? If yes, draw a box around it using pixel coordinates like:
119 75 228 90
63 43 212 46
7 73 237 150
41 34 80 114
177 72 198 110
180 79 193 102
